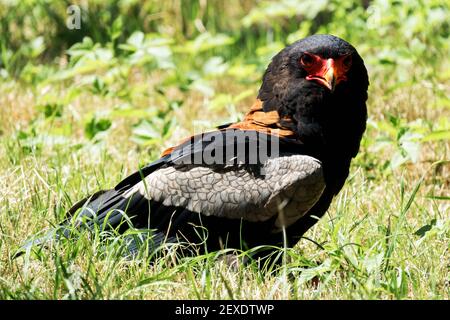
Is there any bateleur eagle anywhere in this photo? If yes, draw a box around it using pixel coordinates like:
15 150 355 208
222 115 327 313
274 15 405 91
19 35 369 262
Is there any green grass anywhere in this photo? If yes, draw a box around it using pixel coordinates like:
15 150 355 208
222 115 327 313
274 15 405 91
0 0 449 300
0 74 448 300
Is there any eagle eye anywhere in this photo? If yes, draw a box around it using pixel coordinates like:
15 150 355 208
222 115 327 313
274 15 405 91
342 55 353 71
300 53 315 68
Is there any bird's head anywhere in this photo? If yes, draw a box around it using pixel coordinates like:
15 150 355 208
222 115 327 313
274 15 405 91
258 34 369 112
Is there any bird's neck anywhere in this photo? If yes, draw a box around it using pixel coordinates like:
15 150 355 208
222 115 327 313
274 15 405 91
271 87 366 163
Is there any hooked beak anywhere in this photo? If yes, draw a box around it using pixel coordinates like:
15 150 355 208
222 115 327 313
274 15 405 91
306 59 338 92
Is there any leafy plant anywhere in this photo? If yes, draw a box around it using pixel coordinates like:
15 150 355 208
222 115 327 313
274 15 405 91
84 117 112 141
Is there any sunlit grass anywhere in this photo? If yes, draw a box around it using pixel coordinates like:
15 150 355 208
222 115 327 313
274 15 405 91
0 72 448 299
0 0 448 300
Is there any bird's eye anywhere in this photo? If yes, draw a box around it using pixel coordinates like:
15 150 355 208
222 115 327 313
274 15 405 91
300 53 314 68
342 55 353 70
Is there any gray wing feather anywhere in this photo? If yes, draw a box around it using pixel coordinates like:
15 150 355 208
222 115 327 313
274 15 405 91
123 155 325 228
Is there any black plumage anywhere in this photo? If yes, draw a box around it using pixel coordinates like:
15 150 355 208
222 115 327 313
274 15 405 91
18 35 369 263
257 35 369 246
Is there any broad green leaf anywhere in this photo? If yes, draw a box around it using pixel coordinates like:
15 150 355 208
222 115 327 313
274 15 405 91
421 130 450 142
84 117 112 140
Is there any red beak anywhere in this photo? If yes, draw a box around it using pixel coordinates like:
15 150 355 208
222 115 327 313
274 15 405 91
306 58 338 92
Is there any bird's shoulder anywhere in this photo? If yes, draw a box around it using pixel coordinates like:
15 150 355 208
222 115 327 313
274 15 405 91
160 99 299 158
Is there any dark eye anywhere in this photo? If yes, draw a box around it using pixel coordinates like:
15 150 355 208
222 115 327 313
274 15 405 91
300 53 314 68
342 55 352 70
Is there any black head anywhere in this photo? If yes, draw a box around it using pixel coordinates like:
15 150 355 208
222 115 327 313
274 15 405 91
258 34 369 112
258 35 369 190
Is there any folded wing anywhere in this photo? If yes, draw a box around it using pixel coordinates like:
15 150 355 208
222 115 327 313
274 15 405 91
18 129 325 255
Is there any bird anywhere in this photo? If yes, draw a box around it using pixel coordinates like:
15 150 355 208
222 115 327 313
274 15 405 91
18 34 369 264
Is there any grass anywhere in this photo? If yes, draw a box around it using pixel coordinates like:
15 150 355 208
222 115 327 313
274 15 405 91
0 0 449 300
0 70 448 300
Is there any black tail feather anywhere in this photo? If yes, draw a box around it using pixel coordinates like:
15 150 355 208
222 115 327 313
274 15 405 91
122 229 178 258
14 185 150 258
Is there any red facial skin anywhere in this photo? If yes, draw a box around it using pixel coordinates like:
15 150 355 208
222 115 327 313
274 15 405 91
300 52 352 91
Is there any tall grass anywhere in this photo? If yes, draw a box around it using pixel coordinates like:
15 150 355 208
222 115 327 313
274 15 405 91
0 0 448 299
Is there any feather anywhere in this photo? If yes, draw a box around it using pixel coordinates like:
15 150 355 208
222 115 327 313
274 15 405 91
17 35 369 264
